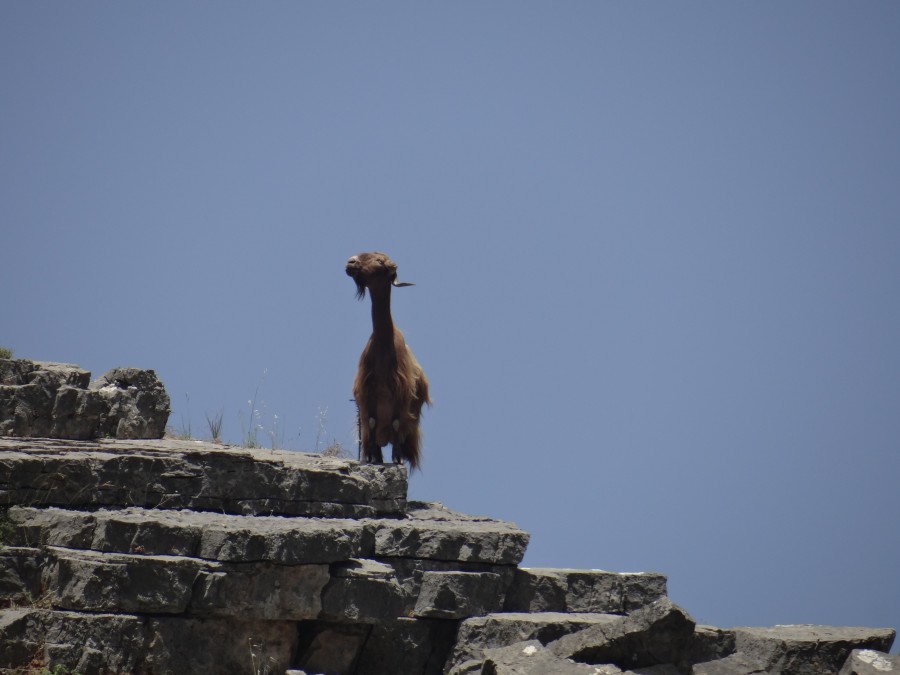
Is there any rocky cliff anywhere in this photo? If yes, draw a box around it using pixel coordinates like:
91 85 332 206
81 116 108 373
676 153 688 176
0 436 895 675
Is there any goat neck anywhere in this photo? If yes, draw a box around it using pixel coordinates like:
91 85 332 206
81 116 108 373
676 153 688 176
367 282 396 345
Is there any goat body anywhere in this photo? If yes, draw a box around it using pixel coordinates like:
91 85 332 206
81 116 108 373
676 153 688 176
346 252 430 469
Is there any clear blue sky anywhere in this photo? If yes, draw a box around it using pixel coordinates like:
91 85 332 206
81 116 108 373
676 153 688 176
3 2 899 647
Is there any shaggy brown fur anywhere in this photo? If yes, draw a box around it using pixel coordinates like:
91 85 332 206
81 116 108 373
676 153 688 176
346 252 431 469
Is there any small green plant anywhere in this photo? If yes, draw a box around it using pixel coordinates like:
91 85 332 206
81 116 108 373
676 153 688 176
0 346 13 359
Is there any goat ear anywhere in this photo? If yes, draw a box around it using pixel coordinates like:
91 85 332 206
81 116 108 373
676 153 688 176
392 280 415 288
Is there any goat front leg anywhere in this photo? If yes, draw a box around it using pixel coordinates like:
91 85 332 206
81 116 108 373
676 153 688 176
363 417 384 464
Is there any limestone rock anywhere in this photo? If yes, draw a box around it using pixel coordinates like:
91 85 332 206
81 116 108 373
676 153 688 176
320 558 407 621
0 608 146 674
480 639 604 674
0 360 99 439
692 653 773 675
354 618 457 675
144 614 298 674
0 437 408 516
504 567 667 614
838 649 900 675
0 547 43 607
686 625 738 667
89 367 171 438
446 611 622 671
413 570 505 619
1 435 895 675
549 598 696 670
0 359 170 439
734 625 896 675
373 501 529 565
43 546 204 614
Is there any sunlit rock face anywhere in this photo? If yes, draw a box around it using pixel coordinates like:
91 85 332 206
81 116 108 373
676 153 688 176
0 359 170 439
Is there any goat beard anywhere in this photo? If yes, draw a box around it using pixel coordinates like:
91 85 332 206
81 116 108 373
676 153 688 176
353 279 367 300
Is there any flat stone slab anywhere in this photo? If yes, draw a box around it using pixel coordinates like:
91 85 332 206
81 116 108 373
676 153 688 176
839 649 900 675
9 506 372 564
504 567 668 614
9 501 527 566
549 598 696 670
0 436 407 516
43 546 329 619
734 625 897 675
446 611 622 672
0 608 298 675
373 501 530 565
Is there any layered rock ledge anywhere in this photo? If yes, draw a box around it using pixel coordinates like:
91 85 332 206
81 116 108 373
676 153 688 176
0 437 894 675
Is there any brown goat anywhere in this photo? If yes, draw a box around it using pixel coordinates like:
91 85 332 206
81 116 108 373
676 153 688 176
346 252 431 469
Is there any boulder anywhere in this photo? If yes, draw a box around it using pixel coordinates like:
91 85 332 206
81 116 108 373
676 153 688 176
838 649 900 675
89 367 170 438
549 598 696 670
733 625 897 675
0 359 170 439
0 360 97 438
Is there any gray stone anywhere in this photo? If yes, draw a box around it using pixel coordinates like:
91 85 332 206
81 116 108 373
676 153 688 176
296 622 371 675
734 625 897 675
0 360 170 440
0 608 146 674
0 437 408 516
480 639 604 674
89 367 171 438
8 505 374 563
838 649 900 675
693 653 773 675
504 567 667 614
43 546 203 614
549 598 696 670
414 570 505 619
447 612 622 671
372 501 529 565
320 558 408 621
355 618 458 675
0 360 96 439
189 561 329 619
143 615 299 675
383 556 518 606
685 625 738 667
0 547 43 607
